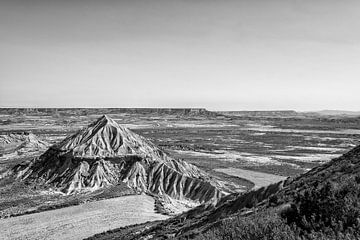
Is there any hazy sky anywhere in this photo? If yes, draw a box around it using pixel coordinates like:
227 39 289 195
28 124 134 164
0 0 359 110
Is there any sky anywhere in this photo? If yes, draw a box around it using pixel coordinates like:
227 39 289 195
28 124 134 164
0 0 359 111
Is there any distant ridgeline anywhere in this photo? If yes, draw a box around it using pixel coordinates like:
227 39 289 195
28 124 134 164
219 110 360 118
0 108 218 117
218 110 300 118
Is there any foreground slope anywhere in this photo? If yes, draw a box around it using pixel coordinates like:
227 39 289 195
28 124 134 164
89 144 360 240
10 115 227 214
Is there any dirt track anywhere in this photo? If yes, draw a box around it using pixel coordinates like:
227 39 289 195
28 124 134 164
0 194 167 240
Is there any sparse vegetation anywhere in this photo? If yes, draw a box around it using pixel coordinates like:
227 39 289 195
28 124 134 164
91 145 360 240
198 176 360 240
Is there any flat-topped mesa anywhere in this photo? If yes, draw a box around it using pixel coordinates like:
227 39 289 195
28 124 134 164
54 115 166 160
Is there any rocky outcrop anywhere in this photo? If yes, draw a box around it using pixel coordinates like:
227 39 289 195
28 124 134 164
55 115 166 160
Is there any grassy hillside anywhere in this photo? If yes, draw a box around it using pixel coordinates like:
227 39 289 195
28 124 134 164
88 145 360 240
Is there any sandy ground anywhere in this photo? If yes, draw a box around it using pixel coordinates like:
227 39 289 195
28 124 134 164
243 124 360 135
174 150 279 164
215 167 287 189
0 194 168 240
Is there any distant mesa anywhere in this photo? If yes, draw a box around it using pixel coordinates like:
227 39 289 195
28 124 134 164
0 108 219 117
313 110 360 116
218 110 299 118
12 115 226 214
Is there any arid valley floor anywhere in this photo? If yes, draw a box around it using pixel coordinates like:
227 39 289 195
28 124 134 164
0 108 359 239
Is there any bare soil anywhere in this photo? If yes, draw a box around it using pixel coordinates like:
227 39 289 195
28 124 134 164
215 167 287 188
0 194 168 240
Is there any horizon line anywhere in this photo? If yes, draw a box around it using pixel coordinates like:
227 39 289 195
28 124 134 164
0 107 359 113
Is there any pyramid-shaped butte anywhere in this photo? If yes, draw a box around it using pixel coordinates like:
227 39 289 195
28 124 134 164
15 116 226 214
56 115 165 160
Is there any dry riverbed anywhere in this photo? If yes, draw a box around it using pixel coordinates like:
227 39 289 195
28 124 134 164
215 167 287 188
0 194 168 240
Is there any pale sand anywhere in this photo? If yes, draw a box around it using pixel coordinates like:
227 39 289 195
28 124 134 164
215 167 287 189
0 194 168 240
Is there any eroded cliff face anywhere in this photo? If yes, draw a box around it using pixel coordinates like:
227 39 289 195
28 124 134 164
0 132 49 160
13 115 227 214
